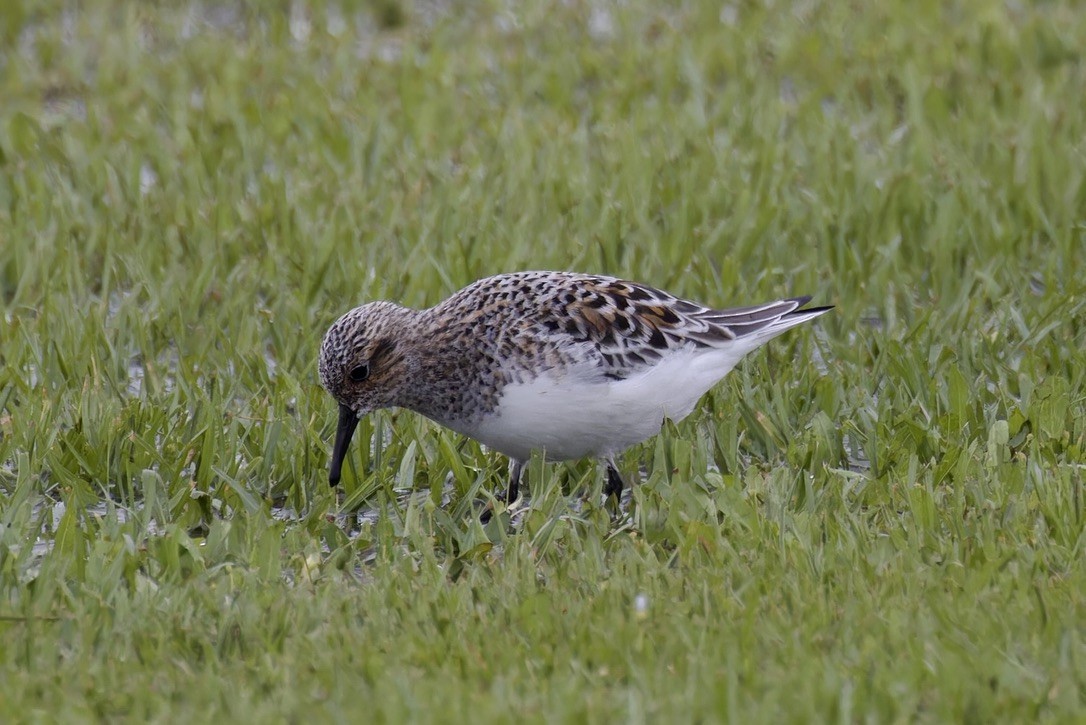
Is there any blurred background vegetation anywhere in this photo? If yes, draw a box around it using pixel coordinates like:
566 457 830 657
0 0 1084 720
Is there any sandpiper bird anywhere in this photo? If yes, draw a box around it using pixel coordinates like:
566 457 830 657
319 272 832 504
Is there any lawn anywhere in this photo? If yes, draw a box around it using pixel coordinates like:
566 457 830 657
1 0 1085 721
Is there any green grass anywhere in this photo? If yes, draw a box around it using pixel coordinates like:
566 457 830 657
2 0 1085 720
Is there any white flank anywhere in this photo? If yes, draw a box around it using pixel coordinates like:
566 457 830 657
465 351 718 460
461 310 826 461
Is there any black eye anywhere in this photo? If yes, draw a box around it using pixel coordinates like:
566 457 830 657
348 364 370 383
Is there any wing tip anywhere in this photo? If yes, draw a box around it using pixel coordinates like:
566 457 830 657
787 295 834 317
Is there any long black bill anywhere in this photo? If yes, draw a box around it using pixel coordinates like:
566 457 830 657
328 403 360 486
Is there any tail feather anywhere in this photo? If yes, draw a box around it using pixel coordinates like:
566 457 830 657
699 296 833 341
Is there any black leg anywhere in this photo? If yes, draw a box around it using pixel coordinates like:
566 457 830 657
505 459 524 505
604 460 624 500
482 460 523 524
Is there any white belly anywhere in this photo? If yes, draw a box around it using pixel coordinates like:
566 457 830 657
453 347 748 462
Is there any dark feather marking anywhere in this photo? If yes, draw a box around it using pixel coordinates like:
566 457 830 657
647 327 668 349
656 307 680 325
372 338 398 360
587 295 608 309
725 321 776 337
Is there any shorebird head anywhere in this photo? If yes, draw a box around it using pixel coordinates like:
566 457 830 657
318 301 416 486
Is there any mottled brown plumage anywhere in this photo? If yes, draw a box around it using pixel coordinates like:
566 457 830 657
319 271 833 501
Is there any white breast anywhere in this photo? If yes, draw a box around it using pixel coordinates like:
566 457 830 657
453 345 753 462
